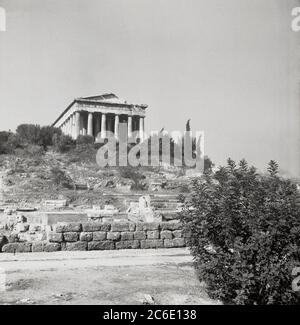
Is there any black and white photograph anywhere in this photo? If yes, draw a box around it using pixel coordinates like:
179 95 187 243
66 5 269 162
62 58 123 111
0 0 300 310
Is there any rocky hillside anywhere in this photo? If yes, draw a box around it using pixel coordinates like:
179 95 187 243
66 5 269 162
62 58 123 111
0 147 190 210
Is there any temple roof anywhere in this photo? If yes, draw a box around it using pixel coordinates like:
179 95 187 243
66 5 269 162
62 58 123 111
52 93 147 127
77 93 147 108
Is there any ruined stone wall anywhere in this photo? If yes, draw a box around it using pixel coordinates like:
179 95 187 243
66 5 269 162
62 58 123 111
1 221 189 253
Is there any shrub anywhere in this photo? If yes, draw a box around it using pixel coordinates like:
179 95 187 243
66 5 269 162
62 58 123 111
52 134 75 153
0 132 23 154
76 135 94 145
16 124 41 145
180 159 300 305
39 126 62 147
0 131 12 154
18 144 45 157
119 166 146 190
50 167 73 188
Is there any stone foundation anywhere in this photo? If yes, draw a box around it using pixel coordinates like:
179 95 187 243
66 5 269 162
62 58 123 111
1 221 189 253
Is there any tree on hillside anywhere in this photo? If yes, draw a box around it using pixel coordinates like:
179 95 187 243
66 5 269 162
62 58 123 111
180 159 300 304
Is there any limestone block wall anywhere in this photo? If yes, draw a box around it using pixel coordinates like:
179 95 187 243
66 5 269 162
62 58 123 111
1 221 189 253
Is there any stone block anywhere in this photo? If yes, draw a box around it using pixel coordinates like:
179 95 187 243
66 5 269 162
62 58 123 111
15 223 29 233
31 241 45 252
7 233 19 243
88 241 115 251
63 232 79 242
111 222 135 232
115 240 140 249
161 221 182 231
136 222 160 231
2 242 32 253
44 199 67 207
160 230 173 240
18 232 44 242
44 242 61 252
82 222 110 232
48 232 63 243
107 232 121 241
147 230 160 239
54 222 82 233
79 232 93 242
66 241 87 251
173 230 183 238
93 231 107 241
140 239 164 249
133 231 146 240
164 238 185 248
29 224 42 232
121 232 134 241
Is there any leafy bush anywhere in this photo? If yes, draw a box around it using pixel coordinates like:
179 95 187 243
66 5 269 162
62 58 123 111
0 132 24 154
39 126 62 147
180 159 300 304
50 167 73 188
52 134 75 153
16 124 41 145
119 166 146 190
76 135 94 145
0 131 12 154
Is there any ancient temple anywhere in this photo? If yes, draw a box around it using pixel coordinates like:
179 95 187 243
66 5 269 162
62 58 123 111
52 93 147 141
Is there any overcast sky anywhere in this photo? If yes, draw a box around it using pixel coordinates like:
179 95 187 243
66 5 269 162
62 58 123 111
0 0 299 177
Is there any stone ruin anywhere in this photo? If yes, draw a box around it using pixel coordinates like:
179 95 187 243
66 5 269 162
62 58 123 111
0 194 184 253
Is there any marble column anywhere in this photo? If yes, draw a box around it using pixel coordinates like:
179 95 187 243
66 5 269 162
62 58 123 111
139 117 144 140
94 115 101 139
87 112 93 137
71 114 75 139
68 117 71 135
101 113 106 138
114 114 119 139
128 116 132 138
75 112 80 139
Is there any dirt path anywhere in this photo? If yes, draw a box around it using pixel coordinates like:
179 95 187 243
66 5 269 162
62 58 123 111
0 248 220 305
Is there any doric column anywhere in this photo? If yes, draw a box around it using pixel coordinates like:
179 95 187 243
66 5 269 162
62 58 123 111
71 114 75 139
94 115 101 139
128 116 132 138
68 118 71 136
87 112 93 137
139 117 144 140
101 113 106 138
75 112 80 139
114 114 119 139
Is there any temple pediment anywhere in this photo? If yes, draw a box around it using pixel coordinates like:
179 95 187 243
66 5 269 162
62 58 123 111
53 93 147 140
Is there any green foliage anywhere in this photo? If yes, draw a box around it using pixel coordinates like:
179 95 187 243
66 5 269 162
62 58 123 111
52 134 75 153
76 135 95 145
180 159 300 305
16 124 41 145
119 166 146 190
39 126 62 147
50 167 73 188
15 124 61 148
0 132 24 154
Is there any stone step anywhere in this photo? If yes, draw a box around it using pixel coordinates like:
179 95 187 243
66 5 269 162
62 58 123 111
21 211 89 226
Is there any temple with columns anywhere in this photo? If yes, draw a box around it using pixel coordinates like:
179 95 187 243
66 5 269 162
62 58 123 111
52 93 147 141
